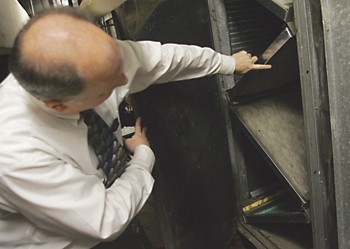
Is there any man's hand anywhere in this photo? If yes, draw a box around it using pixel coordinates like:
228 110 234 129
123 118 150 154
233 50 272 74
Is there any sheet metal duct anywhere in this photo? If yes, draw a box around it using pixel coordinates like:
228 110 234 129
0 0 29 55
79 0 126 19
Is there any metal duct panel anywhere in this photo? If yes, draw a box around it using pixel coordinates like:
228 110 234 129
231 89 309 203
225 0 284 56
255 0 294 21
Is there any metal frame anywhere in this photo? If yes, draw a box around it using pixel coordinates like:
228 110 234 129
294 0 337 248
207 0 250 215
319 0 350 248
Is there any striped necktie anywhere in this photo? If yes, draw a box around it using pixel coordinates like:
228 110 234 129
81 109 129 188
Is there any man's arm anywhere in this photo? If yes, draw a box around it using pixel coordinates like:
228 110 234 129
116 40 270 94
0 147 154 243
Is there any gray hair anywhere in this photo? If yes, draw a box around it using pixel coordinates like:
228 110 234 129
9 7 94 102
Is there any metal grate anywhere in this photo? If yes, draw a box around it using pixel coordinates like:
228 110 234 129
225 0 285 56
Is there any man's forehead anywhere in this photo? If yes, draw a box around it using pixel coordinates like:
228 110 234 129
21 15 98 64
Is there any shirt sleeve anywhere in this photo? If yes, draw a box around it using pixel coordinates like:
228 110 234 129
116 40 236 94
0 145 155 242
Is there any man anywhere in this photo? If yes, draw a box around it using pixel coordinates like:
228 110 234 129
0 7 270 249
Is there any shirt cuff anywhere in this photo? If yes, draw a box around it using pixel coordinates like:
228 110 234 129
128 145 155 172
219 54 236 75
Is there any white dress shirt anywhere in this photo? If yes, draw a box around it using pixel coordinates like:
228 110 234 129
0 40 235 248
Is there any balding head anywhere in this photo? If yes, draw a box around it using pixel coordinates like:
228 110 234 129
9 7 123 104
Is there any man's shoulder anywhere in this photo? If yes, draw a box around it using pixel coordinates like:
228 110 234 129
0 73 19 91
0 74 33 125
0 74 47 160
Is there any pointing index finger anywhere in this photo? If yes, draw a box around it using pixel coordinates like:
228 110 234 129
252 64 272 70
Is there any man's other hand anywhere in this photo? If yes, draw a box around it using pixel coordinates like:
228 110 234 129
124 118 150 153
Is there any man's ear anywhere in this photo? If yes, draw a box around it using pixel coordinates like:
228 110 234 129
44 100 67 112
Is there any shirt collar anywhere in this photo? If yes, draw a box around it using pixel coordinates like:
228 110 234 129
25 90 81 123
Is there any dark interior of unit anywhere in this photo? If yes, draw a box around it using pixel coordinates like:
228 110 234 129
116 1 237 248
